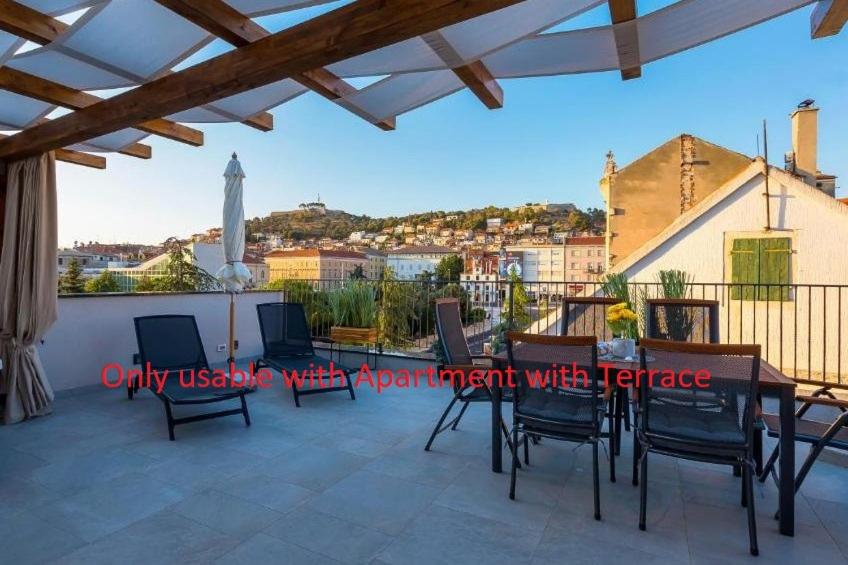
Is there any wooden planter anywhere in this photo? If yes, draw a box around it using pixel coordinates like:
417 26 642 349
330 326 378 345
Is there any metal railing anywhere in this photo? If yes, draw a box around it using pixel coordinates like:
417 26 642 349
274 277 847 388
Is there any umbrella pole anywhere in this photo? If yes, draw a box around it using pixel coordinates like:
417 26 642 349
228 292 235 365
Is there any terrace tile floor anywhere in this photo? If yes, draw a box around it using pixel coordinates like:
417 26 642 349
1 357 847 564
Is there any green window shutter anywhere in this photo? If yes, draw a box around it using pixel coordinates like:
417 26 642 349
758 237 791 301
730 238 759 300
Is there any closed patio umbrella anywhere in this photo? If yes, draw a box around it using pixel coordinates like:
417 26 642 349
217 153 251 364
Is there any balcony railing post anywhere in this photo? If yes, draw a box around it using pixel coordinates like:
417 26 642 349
507 279 515 331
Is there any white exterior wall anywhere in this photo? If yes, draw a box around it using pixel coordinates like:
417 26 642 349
618 171 848 382
39 291 283 391
387 254 448 280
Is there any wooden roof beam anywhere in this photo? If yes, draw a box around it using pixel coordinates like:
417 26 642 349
0 0 271 133
608 0 641 80
154 0 397 130
0 131 105 168
423 31 503 109
0 0 524 161
811 0 848 38
0 68 204 146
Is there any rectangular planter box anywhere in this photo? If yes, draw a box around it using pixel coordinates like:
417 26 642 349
330 326 378 345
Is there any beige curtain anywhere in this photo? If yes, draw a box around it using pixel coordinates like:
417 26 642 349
0 153 58 424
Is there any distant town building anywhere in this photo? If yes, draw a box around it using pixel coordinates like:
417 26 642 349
564 236 605 283
505 243 566 297
243 252 269 287
387 246 455 280
357 248 387 280
461 252 501 306
486 218 503 232
265 249 368 281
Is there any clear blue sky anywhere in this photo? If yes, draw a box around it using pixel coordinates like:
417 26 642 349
56 2 847 247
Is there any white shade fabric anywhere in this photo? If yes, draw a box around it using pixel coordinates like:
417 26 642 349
225 0 339 17
8 48 137 90
342 71 464 122
17 0 106 16
0 91 54 130
69 128 149 153
217 155 251 293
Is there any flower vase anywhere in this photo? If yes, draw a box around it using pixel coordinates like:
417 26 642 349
611 337 636 359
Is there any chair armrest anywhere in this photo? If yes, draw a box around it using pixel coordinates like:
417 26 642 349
796 395 848 410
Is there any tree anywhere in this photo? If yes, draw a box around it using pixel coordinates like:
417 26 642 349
84 270 121 293
156 237 219 292
435 254 464 282
502 271 530 330
349 264 366 280
59 258 86 294
134 275 159 292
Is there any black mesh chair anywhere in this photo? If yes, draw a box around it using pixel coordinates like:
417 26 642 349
759 388 848 496
562 295 629 453
255 302 355 407
133 315 251 441
507 332 609 520
425 298 517 454
644 298 763 476
635 339 761 556
560 296 620 341
646 299 719 344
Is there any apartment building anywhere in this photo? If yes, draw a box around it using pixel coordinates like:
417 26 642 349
505 243 566 296
564 236 606 282
387 245 454 280
357 248 388 280
265 249 368 281
460 252 501 306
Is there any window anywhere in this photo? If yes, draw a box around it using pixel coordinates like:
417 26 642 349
587 249 593 257
730 237 791 300
570 262 577 269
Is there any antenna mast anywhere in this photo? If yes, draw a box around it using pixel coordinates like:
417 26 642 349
762 120 771 231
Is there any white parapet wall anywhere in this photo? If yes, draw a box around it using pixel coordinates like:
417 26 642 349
39 291 283 391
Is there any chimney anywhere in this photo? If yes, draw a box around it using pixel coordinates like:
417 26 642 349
786 102 836 197
790 105 818 185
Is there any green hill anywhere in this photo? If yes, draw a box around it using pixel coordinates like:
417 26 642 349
246 205 604 242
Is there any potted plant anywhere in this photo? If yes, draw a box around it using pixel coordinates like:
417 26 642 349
606 302 638 358
328 281 378 345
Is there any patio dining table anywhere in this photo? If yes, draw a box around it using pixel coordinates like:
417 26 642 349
490 352 798 537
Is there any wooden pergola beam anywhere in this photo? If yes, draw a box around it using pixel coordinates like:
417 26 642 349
0 68 204 146
423 31 503 109
0 132 106 169
608 0 641 80
154 0 397 130
0 0 523 161
811 0 848 38
0 0 271 133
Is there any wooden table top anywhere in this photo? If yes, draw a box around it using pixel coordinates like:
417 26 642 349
491 351 795 390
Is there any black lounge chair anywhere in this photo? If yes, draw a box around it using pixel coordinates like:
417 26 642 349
132 315 252 441
255 302 356 407
635 339 760 556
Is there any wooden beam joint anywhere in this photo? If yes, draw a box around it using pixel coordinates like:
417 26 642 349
608 0 641 80
811 0 848 38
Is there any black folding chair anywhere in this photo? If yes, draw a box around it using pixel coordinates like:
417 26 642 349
644 298 764 476
635 339 761 556
561 295 630 454
507 332 609 520
424 298 519 455
255 302 355 407
132 315 252 441
646 298 719 344
759 387 848 497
